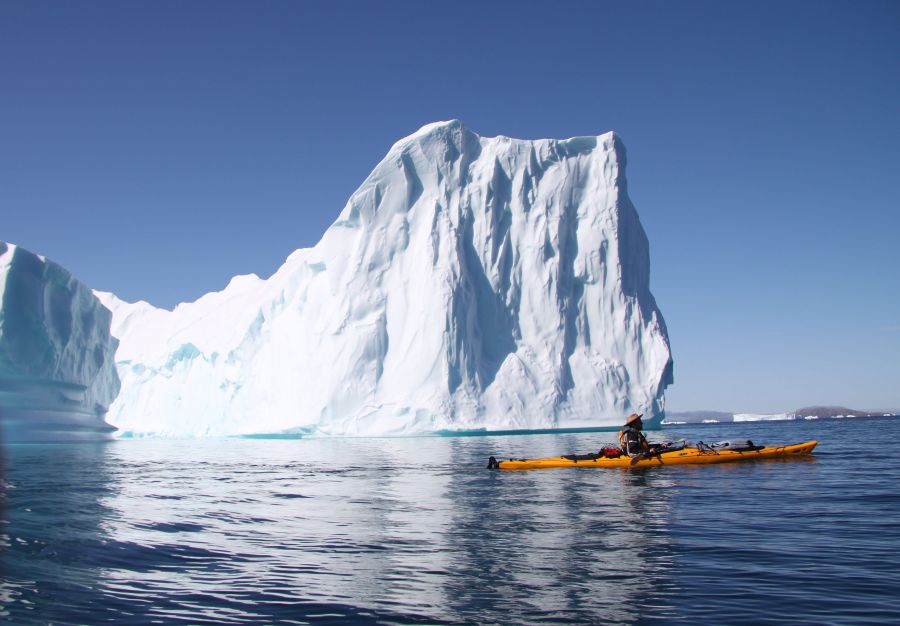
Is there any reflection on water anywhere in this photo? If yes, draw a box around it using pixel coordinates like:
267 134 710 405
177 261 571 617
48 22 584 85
2 418 900 624
1 436 676 624
443 440 679 623
0 441 116 623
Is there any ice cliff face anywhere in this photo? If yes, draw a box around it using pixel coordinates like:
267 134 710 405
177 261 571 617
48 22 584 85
0 242 120 439
99 121 673 436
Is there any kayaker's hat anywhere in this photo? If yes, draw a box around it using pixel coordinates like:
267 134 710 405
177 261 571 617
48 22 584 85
625 413 643 426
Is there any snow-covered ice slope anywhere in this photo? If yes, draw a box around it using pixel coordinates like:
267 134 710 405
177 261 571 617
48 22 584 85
98 121 673 437
0 242 120 439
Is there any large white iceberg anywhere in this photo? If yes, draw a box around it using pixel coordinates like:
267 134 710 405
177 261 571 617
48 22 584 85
0 242 120 440
98 121 673 437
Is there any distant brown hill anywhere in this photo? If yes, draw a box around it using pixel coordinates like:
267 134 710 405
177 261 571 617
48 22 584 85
665 410 734 423
793 406 868 418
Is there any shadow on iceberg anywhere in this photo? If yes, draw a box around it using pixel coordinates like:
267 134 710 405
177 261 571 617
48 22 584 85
0 407 116 443
0 242 120 443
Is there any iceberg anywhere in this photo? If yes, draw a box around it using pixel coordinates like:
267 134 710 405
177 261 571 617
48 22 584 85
0 242 120 441
732 413 795 422
98 121 673 437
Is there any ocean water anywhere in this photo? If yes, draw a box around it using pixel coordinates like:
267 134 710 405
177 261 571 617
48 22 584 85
2 416 899 625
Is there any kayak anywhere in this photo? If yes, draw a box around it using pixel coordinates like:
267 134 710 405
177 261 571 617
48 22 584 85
488 440 817 470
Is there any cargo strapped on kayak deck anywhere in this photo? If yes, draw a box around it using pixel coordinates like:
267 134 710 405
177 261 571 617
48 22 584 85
562 446 623 462
561 453 603 462
696 440 765 453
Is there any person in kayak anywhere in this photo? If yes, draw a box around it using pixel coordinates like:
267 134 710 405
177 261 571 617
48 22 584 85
618 413 664 457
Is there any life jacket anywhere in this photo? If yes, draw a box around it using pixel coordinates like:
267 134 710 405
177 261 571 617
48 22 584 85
618 427 649 456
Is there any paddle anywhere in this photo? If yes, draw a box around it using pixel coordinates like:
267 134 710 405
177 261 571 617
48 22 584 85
629 446 665 465
628 440 686 465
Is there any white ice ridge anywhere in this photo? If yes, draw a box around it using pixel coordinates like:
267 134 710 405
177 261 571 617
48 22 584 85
0 242 120 437
732 413 794 422
97 120 674 437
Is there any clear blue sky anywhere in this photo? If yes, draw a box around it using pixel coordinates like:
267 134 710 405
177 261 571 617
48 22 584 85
2 1 898 413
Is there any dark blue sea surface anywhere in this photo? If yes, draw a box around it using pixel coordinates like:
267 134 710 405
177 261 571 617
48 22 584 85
2 416 899 625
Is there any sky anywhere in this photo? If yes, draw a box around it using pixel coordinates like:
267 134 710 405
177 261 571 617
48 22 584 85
2 1 898 413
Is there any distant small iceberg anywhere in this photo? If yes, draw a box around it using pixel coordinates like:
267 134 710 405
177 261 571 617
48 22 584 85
732 413 794 422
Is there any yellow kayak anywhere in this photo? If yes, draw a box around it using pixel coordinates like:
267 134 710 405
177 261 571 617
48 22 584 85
488 440 818 470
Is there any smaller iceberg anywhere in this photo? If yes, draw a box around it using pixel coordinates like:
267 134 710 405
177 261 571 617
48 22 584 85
732 413 794 422
0 242 120 442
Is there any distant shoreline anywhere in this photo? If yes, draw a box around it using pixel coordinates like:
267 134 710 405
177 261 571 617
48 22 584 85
664 407 898 425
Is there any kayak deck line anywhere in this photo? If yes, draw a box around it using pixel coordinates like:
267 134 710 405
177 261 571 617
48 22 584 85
488 440 818 470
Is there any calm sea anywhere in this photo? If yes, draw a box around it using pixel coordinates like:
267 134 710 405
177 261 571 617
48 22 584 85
2 416 899 625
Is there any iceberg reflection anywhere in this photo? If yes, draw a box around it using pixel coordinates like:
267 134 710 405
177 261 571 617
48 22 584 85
2 434 678 624
0 442 116 623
